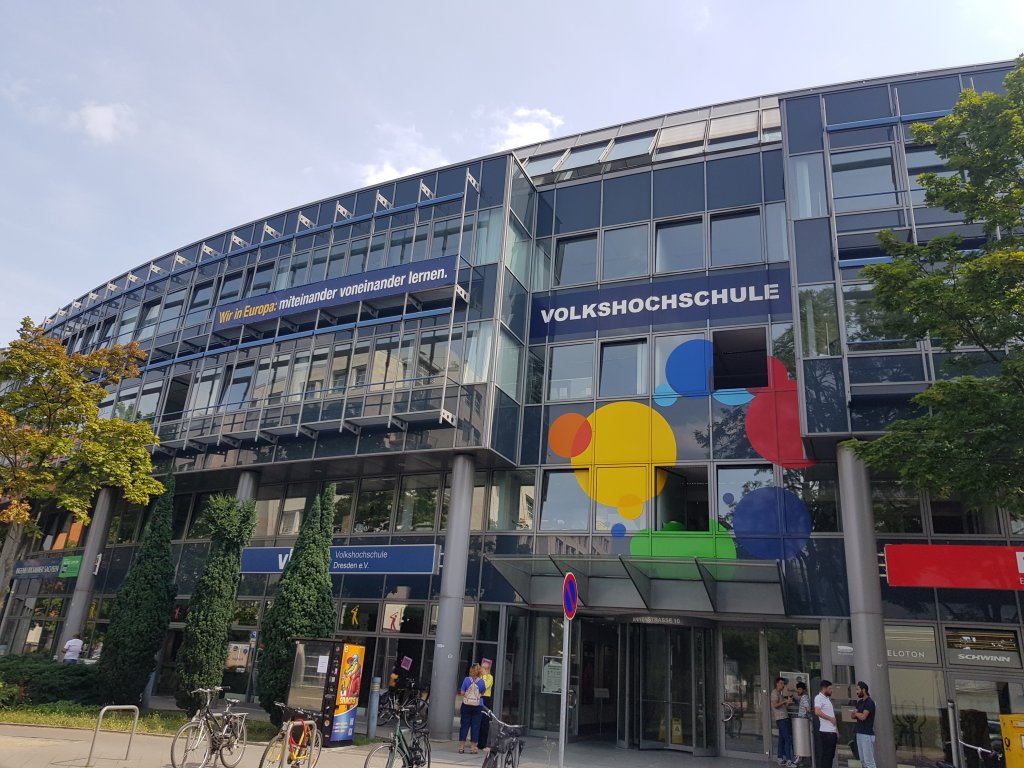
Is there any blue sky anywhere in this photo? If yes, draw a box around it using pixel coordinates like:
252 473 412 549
1 1 1019 342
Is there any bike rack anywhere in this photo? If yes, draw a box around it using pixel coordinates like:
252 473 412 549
279 719 318 768
86 704 139 766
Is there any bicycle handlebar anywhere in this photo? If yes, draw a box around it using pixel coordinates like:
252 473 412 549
273 701 320 719
481 706 516 730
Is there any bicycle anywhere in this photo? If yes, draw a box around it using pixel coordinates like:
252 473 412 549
170 686 248 768
258 701 323 768
377 675 429 729
364 714 430 768
480 706 524 768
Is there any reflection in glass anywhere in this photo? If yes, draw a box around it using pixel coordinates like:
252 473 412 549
656 219 703 273
539 470 590 531
599 340 647 397
789 154 828 219
716 465 773 530
831 147 900 212
602 224 649 279
799 286 841 357
554 235 598 286
710 211 762 267
548 343 594 401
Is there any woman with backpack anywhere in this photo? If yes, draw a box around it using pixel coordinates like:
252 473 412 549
459 663 486 753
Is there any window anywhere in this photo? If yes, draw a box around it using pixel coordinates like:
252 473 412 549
655 219 703 273
539 470 590 531
710 210 762 267
765 203 789 263
799 286 841 357
655 466 710 531
870 477 923 534
599 340 647 397
387 228 414 266
929 497 1000 535
332 480 355 534
707 154 762 209
526 152 564 176
712 328 768 390
653 163 704 219
602 224 649 280
829 125 894 149
353 477 396 533
488 471 535 530
716 465 773 530
793 218 833 283
896 77 960 115
831 148 900 212
553 235 597 286
602 172 650 227
823 86 891 124
218 271 246 304
560 143 609 171
220 363 254 410
906 147 956 205
604 132 654 162
785 96 823 153
547 343 594 401
789 154 829 219
249 264 274 296
554 182 601 234
396 475 441 532
842 284 913 350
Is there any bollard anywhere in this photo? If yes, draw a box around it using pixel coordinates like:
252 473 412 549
367 676 381 739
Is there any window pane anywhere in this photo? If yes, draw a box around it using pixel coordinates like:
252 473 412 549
653 163 704 219
599 340 648 397
396 474 440 532
871 477 922 533
707 154 762 210
762 150 785 202
605 132 654 161
539 470 590 531
793 218 833 283
896 77 960 114
554 182 601 234
554 235 597 286
710 211 761 267
831 147 899 212
716 465 773 531
788 154 828 219
602 172 651 227
561 143 609 171
602 224 649 280
354 477 396 533
824 86 892 124
828 125 894 149
842 284 914 351
765 203 789 263
655 466 710 532
712 328 767 389
785 96 823 153
799 286 841 357
489 470 535 531
548 344 594 401
655 219 703 273
526 153 563 176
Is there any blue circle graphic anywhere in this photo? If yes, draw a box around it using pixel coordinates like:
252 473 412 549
664 339 714 397
731 487 811 561
611 523 627 538
653 383 679 407
712 387 756 406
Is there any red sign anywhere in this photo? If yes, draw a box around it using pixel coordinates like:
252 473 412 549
885 544 1024 591
563 572 578 620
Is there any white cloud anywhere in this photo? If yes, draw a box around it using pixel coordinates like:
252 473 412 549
490 107 565 151
70 103 137 143
358 123 447 186
693 3 712 32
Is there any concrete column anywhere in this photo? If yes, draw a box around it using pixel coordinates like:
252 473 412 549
236 470 260 502
837 445 895 768
58 487 115 652
428 453 475 739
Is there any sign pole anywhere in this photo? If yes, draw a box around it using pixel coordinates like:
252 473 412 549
559 573 577 768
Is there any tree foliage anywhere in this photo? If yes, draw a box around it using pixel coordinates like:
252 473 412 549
850 57 1024 512
258 484 336 722
0 318 163 530
96 476 177 704
174 494 257 712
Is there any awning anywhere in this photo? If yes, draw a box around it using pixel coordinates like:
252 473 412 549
485 555 787 616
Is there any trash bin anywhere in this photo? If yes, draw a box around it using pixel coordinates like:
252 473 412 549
793 716 812 758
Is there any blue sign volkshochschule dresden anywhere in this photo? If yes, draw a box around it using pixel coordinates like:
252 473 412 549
240 544 440 575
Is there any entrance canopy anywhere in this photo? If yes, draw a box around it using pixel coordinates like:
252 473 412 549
485 555 787 616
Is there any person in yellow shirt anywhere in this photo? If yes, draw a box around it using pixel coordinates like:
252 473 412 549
477 658 495 751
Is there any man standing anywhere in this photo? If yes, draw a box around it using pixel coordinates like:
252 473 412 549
794 681 811 767
771 677 796 766
853 681 876 768
62 633 84 664
814 680 838 768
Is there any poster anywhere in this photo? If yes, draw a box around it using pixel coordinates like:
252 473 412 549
330 643 365 744
317 655 329 674
225 642 251 671
542 656 563 694
779 671 808 697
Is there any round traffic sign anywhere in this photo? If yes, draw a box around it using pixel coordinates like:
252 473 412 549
563 572 578 620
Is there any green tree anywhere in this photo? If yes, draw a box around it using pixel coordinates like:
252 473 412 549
96 476 177 703
0 318 163 529
849 57 1024 513
257 485 336 722
174 494 257 712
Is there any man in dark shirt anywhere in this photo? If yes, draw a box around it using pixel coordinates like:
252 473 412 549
852 681 876 768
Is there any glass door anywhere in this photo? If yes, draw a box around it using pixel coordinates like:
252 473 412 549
721 627 768 755
640 625 670 748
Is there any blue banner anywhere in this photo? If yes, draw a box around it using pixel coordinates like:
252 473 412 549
240 544 440 575
530 264 792 341
12 557 61 580
212 255 458 330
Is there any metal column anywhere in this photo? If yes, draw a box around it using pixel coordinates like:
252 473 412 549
57 487 115 652
427 453 475 739
837 445 896 768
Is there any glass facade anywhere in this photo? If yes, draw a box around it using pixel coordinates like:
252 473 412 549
12 59 1021 763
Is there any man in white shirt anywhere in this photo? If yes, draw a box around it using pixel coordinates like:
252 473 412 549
62 633 84 664
814 679 838 768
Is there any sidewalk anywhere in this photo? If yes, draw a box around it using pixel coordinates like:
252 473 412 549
0 722 772 768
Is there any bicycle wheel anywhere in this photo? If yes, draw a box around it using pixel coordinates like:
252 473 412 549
377 692 397 726
218 718 247 767
504 747 516 768
171 721 212 768
404 697 429 730
415 730 431 768
304 725 324 768
258 734 285 768
365 742 405 768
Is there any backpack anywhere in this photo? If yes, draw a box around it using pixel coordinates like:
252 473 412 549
463 678 482 706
